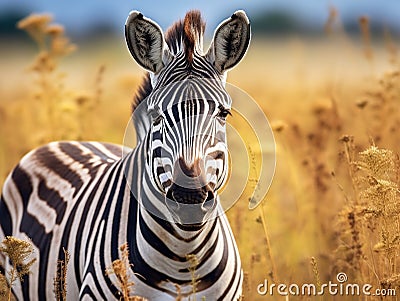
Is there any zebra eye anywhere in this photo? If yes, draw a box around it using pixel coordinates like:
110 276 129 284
217 107 231 119
149 108 163 124
153 115 163 125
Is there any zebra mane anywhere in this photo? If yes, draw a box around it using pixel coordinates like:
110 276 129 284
170 10 205 59
132 10 206 113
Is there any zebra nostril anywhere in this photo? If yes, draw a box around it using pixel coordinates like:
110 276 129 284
206 190 214 202
166 189 176 202
202 191 215 211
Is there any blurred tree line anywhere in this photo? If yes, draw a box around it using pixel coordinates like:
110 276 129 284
0 7 397 41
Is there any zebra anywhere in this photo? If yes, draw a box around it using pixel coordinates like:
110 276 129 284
0 9 251 300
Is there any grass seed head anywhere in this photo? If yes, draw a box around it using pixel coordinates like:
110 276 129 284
0 236 36 281
358 146 395 179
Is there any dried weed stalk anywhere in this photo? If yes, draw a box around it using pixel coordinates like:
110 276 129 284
106 243 147 301
53 248 70 301
359 16 373 61
186 254 200 301
17 13 103 143
0 237 36 301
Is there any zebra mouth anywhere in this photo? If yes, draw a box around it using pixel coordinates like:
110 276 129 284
165 189 217 225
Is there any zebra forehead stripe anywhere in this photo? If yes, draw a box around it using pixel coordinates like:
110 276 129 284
131 10 223 113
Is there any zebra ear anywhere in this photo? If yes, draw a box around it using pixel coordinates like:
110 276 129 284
206 10 251 74
125 11 172 74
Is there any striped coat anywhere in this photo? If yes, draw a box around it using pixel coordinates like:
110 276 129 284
0 9 251 300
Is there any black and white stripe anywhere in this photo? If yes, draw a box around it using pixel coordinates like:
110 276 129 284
0 10 251 300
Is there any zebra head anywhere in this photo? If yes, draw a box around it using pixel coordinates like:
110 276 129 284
125 10 251 225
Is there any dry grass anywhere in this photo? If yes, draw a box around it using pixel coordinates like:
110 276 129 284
106 243 147 301
335 142 400 295
1 9 400 300
53 248 70 301
0 237 36 301
186 254 201 301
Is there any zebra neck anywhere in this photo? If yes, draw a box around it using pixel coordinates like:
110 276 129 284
135 204 228 286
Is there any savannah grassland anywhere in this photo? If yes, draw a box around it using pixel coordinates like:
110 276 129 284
1 11 400 301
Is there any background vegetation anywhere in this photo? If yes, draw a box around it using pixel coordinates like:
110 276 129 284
1 8 400 300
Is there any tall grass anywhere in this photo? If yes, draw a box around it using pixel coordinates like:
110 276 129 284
335 142 400 296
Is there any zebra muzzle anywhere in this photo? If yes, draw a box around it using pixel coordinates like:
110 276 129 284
163 157 218 224
165 184 216 225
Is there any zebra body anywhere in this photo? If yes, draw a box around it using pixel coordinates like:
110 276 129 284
0 10 251 300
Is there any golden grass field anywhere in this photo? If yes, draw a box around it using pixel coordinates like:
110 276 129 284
1 12 400 300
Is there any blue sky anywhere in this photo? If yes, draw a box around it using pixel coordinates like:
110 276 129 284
1 0 400 36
